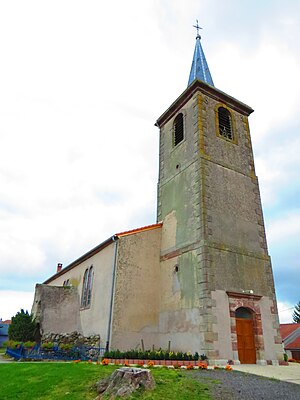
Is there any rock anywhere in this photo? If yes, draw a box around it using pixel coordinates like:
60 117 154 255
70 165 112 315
41 331 100 348
96 367 155 399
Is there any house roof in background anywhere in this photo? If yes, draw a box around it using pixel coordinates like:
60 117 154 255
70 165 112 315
285 337 300 350
280 323 300 340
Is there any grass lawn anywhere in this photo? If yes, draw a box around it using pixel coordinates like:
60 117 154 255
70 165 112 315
0 363 212 399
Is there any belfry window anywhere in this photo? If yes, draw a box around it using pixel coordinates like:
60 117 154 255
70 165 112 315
173 113 184 146
81 266 93 308
218 107 233 140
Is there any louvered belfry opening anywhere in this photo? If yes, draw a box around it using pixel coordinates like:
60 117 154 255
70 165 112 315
174 113 184 146
218 107 233 140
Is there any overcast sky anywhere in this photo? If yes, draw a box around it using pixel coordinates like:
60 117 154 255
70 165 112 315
0 0 299 324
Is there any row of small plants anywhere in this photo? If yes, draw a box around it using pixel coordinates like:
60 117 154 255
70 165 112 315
5 340 73 351
4 340 36 349
103 349 207 361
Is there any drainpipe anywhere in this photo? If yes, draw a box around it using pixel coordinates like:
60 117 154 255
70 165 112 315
106 235 119 351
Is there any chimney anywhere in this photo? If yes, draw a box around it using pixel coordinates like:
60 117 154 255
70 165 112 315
57 263 63 273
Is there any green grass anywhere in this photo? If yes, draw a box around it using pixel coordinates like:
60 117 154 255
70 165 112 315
131 368 211 399
0 363 212 399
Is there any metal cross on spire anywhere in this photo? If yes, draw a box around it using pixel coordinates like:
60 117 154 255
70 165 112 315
188 20 214 87
193 20 202 38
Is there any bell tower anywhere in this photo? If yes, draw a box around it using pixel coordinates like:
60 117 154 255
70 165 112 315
156 26 282 364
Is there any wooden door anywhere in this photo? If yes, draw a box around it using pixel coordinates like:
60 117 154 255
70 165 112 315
236 318 256 364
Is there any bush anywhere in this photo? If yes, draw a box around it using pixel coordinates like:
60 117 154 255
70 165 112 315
41 342 54 350
23 341 36 348
6 340 22 349
8 309 37 342
59 343 73 351
103 348 201 361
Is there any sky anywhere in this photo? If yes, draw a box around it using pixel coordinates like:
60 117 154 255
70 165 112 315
0 0 299 324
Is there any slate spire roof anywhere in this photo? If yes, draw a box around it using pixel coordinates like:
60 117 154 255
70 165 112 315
188 23 214 87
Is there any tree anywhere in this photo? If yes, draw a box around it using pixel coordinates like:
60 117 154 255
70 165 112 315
292 302 300 323
8 309 37 342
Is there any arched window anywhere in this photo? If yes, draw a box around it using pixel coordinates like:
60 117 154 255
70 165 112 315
218 107 233 140
81 266 93 308
86 267 93 306
173 113 184 146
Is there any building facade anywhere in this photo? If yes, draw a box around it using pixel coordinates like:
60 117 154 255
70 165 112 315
32 31 283 364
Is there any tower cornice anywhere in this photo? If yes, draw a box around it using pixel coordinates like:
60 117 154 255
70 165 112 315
155 79 254 128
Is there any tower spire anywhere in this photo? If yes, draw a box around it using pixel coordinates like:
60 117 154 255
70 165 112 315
188 21 214 87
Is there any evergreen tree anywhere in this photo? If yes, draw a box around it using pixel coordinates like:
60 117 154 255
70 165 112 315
292 301 300 323
8 309 37 341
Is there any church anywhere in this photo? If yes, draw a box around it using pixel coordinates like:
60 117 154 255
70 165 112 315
32 28 283 365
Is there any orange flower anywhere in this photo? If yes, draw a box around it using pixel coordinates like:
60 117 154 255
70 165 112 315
101 358 109 365
198 362 208 370
186 364 194 370
147 360 154 368
225 364 232 371
124 360 130 367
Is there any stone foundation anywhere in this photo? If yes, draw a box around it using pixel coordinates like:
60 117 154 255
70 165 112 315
42 331 100 348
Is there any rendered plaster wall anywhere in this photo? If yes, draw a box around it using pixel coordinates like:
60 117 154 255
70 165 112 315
212 249 271 296
200 94 281 359
201 95 266 250
211 290 233 361
157 93 210 353
111 227 161 351
32 284 80 335
156 87 280 358
36 243 115 344
260 297 283 361
158 94 201 250
159 252 205 353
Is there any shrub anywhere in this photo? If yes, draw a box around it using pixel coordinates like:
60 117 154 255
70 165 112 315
23 341 36 348
59 343 73 351
103 348 200 361
41 342 54 350
8 309 38 342
6 340 22 349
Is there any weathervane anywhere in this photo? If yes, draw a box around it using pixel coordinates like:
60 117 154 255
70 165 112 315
193 19 202 38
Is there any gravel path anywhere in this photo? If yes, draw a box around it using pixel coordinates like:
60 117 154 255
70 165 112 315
189 370 300 400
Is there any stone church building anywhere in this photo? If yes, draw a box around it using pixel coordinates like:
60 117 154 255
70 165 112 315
32 30 283 365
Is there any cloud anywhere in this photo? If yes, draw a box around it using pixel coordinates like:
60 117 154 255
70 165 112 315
267 211 300 245
277 301 294 324
0 0 299 323
0 291 34 321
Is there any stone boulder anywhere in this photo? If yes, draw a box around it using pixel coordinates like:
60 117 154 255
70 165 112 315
96 367 155 399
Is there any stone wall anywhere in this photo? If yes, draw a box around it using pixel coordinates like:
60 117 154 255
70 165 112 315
42 331 100 347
